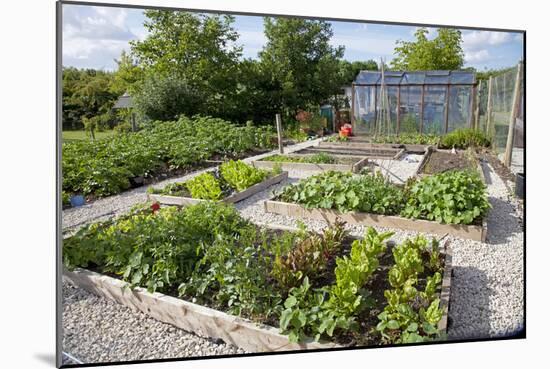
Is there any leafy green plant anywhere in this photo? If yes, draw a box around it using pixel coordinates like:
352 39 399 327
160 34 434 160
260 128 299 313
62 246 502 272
179 226 283 320
277 171 404 215
271 220 347 290
262 153 337 164
279 227 393 342
324 227 393 318
62 116 276 198
279 277 353 343
220 160 268 192
185 172 224 200
440 128 491 149
373 133 440 145
63 202 251 293
401 170 490 224
376 235 444 344
62 191 71 206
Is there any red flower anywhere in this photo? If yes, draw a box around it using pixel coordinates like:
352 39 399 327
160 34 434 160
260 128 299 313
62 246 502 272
151 202 160 213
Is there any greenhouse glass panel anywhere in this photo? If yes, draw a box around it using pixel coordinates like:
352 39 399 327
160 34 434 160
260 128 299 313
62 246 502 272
384 76 403 85
386 86 399 135
489 69 517 153
450 72 476 84
353 85 377 134
402 72 425 85
425 75 450 84
423 86 447 134
447 86 472 132
399 86 422 133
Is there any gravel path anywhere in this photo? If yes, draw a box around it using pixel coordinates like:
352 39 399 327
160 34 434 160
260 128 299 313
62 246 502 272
62 278 245 365
62 138 323 232
446 160 524 339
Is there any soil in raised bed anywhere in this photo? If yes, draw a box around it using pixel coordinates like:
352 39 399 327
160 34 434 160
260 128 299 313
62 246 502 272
422 151 476 175
479 151 516 183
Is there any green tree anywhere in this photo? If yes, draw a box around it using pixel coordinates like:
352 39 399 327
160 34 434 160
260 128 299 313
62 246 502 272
110 50 143 96
133 71 205 121
129 11 242 119
391 28 464 70
62 67 119 130
259 18 345 117
339 60 378 84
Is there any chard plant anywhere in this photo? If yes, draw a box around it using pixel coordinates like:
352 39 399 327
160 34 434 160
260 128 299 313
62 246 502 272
376 235 444 344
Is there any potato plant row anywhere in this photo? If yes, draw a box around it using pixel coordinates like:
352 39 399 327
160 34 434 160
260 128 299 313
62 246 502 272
62 116 276 198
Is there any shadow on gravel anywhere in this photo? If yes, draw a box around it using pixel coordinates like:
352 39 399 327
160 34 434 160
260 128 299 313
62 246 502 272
479 159 493 186
448 266 492 340
486 196 522 245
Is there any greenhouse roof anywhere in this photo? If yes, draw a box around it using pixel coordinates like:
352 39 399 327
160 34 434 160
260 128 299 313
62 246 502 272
353 70 476 85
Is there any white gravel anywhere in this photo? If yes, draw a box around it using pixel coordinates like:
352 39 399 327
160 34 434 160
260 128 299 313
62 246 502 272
371 154 423 184
62 278 245 365
446 160 524 339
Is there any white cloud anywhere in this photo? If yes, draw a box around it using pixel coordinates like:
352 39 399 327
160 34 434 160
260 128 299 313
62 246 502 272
464 49 490 63
462 31 512 51
62 5 142 69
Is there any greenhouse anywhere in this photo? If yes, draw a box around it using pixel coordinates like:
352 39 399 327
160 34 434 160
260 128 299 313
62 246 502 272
351 70 477 135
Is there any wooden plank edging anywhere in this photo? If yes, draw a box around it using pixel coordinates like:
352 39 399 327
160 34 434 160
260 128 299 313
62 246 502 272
252 159 368 173
263 200 486 242
63 268 339 353
148 172 288 206
438 239 453 335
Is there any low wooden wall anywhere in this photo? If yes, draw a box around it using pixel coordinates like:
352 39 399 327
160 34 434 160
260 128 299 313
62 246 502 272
252 156 369 173
264 200 487 242
319 140 430 154
63 268 339 353
149 172 288 206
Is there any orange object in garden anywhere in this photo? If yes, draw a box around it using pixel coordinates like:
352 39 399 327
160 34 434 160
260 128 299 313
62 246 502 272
340 124 352 137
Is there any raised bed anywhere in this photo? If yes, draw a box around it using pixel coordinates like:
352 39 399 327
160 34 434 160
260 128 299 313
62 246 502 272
263 199 487 242
148 172 288 206
416 147 486 183
63 224 452 352
297 146 405 160
63 267 339 352
252 154 370 173
321 139 430 154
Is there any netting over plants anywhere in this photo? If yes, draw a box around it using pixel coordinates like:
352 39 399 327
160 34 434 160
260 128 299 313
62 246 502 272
477 66 524 155
352 71 476 136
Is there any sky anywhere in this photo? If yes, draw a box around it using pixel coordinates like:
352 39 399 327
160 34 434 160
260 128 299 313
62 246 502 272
62 4 524 72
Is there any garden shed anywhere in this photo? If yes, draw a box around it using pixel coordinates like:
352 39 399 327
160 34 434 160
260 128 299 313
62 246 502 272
351 70 477 135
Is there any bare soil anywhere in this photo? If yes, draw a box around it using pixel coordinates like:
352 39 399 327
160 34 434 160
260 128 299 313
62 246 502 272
422 151 476 175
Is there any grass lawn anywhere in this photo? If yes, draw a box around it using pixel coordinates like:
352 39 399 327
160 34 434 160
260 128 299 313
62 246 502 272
62 130 115 142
